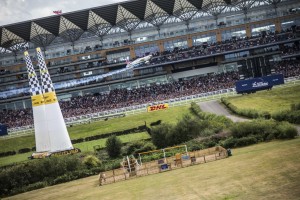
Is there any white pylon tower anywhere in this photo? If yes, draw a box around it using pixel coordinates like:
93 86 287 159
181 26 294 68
24 51 51 153
35 47 73 152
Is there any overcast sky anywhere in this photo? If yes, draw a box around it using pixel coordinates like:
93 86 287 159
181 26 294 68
0 0 124 26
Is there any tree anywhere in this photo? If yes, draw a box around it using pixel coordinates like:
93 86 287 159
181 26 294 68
151 123 172 148
106 135 122 158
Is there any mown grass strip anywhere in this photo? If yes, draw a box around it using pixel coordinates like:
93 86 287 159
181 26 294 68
0 105 190 153
224 84 300 114
6 138 300 200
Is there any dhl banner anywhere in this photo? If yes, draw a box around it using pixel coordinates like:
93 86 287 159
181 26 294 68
147 103 169 112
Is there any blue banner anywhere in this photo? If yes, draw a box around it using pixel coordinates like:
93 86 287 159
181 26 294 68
235 74 284 94
0 125 7 136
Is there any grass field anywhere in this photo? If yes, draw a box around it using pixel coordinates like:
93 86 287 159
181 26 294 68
0 105 190 154
5 138 300 200
225 84 300 114
73 132 150 152
0 132 151 167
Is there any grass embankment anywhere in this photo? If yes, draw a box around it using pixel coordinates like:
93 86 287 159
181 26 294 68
225 85 300 114
0 106 190 166
5 138 300 200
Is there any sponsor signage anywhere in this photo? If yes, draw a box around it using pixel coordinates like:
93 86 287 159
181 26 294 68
0 124 7 136
235 74 284 94
147 103 169 112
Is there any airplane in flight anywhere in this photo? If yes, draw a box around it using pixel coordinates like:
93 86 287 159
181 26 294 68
126 55 153 69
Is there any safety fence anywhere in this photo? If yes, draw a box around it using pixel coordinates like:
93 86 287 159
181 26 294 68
99 146 228 186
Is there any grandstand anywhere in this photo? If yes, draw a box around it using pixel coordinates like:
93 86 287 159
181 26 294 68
0 0 300 132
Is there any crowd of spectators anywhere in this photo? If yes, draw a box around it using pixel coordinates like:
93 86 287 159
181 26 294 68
280 42 300 56
1 71 239 128
1 57 300 129
146 30 298 65
273 60 300 77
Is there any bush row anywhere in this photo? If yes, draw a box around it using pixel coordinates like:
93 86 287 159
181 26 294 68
272 110 300 124
0 153 123 198
0 151 16 158
150 120 162 126
185 133 228 151
221 98 271 119
230 119 297 140
291 102 300 111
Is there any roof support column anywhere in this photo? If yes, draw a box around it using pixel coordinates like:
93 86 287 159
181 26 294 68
130 47 136 59
216 30 222 43
187 35 193 48
274 19 282 33
246 24 252 38
158 41 164 53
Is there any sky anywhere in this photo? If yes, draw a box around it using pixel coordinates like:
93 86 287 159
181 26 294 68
0 0 124 26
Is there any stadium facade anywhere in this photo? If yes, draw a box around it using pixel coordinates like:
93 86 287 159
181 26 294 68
0 0 300 113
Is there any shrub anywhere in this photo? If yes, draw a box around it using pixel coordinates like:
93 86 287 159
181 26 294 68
230 120 277 139
83 155 101 169
124 141 145 155
235 136 257 147
18 148 31 154
134 142 156 155
0 151 16 158
221 137 238 149
106 135 122 158
275 122 298 139
273 110 300 124
0 154 83 197
291 102 300 111
150 120 162 126
151 123 172 148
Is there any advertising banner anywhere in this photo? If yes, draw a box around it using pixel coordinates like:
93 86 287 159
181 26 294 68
235 74 284 94
147 103 169 112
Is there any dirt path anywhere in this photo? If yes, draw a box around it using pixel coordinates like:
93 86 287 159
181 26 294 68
198 100 249 122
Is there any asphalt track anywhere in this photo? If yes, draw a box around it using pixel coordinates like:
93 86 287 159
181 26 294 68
198 100 300 135
198 100 249 122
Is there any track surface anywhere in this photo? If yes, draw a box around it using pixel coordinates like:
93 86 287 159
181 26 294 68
198 100 249 122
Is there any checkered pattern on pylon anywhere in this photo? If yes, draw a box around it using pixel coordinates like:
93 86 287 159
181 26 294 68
36 49 55 93
24 53 42 96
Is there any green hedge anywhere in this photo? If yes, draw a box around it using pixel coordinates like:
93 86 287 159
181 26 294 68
272 110 300 124
221 136 257 148
230 120 297 140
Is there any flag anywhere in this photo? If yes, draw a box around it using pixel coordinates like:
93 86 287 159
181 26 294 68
53 10 62 15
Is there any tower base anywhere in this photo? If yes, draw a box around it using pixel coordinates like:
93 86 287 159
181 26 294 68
28 148 81 159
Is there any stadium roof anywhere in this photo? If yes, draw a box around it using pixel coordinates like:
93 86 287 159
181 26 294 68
0 0 278 50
